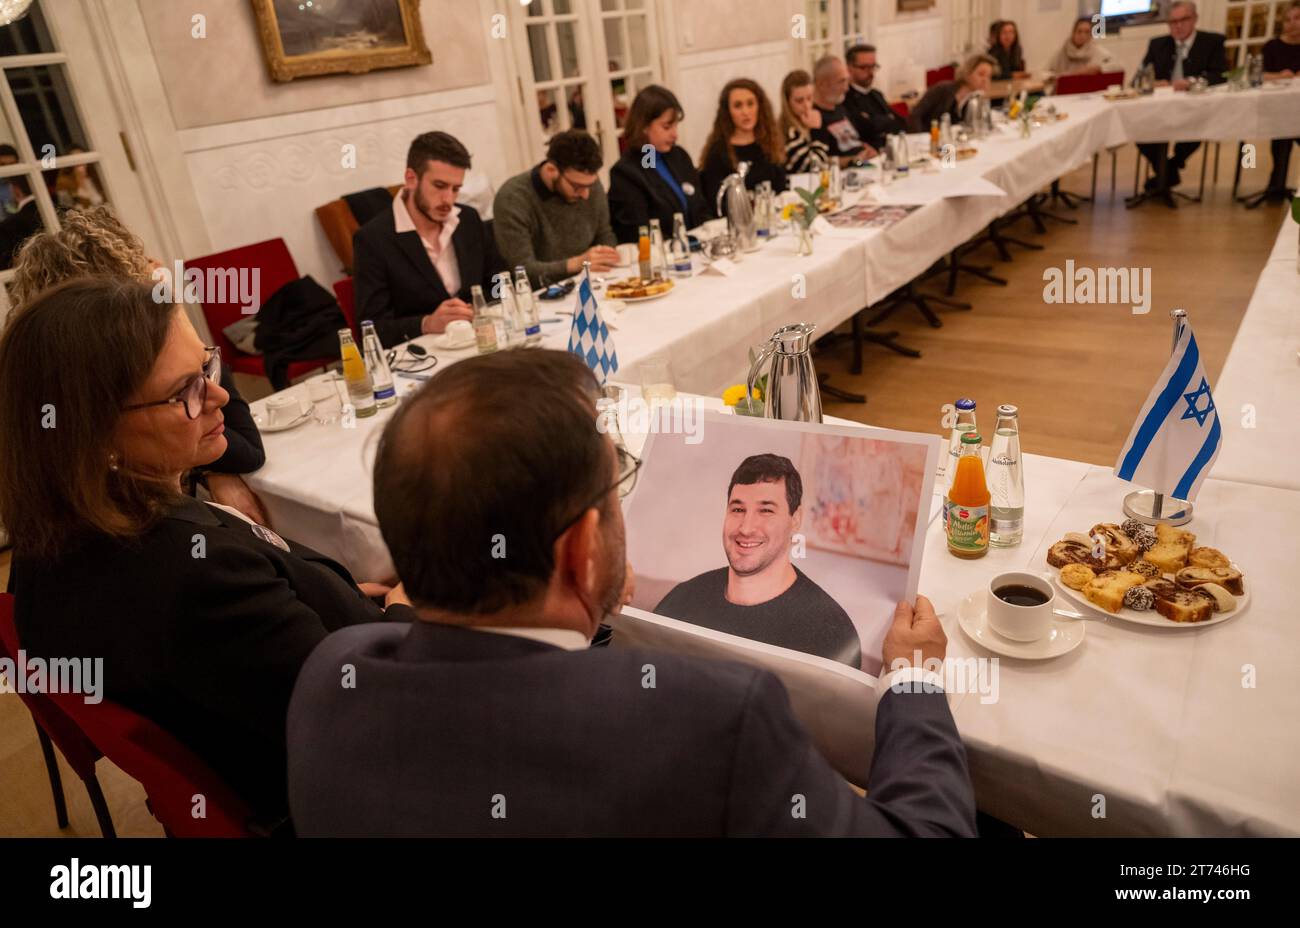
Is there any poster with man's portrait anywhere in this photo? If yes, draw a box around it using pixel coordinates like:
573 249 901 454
623 413 937 678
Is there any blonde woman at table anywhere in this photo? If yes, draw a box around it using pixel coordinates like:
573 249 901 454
779 69 833 174
1046 17 1114 76
698 78 788 215
0 278 397 833
1261 1 1300 201
8 207 270 527
907 53 996 132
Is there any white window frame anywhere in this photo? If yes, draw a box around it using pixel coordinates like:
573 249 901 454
1223 0 1292 69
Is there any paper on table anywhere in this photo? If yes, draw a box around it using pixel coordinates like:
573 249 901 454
873 172 1006 205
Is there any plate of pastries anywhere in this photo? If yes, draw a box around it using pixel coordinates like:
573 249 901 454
605 276 674 302
1046 519 1248 627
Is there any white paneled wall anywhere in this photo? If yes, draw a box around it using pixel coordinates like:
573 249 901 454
874 14 951 99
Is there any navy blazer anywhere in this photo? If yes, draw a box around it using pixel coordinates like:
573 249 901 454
287 613 977 837
11 498 383 824
352 199 505 348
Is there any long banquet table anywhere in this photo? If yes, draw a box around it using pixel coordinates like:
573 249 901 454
238 81 1300 836
244 378 1300 837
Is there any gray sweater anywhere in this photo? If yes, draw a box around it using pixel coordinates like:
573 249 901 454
492 165 617 287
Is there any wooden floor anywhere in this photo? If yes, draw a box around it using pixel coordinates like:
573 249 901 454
0 143 1288 837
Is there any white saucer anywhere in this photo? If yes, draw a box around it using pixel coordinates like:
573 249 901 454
254 409 312 433
433 334 476 351
956 590 1085 660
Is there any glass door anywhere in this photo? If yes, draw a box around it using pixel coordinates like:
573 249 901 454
0 1 159 325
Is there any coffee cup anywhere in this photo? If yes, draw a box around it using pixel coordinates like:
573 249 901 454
266 394 308 427
986 571 1055 641
617 242 638 267
443 319 474 346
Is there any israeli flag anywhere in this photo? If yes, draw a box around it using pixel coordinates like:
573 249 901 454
567 269 618 384
1114 316 1221 501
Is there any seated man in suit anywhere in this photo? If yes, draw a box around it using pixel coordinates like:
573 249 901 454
654 453 861 669
492 130 619 288
844 44 906 150
1131 1 1227 205
0 175 41 271
287 349 977 837
353 131 505 348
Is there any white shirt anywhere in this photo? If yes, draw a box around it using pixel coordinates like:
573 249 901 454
477 626 590 651
392 190 461 295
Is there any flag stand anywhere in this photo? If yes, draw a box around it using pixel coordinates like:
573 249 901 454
1121 308 1194 526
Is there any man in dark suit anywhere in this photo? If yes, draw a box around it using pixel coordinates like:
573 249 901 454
0 175 41 271
844 44 906 150
287 349 977 837
353 131 505 348
1131 1 1228 205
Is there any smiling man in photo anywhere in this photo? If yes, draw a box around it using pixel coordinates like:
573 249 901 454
654 453 861 667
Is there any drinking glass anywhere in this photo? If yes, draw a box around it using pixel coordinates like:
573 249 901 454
639 355 676 404
309 377 342 426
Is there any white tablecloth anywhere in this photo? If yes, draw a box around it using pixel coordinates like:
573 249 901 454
245 383 1300 836
1211 217 1300 491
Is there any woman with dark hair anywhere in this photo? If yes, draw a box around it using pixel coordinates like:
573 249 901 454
988 19 1026 80
0 278 394 830
9 206 269 525
697 78 788 216
606 84 709 243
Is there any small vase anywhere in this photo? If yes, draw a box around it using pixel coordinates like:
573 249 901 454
796 224 814 256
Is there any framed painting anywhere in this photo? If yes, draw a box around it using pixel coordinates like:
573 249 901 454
252 0 432 82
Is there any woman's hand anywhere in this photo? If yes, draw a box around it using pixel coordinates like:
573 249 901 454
800 107 822 130
206 473 271 526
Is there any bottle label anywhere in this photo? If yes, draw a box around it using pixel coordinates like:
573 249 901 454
373 385 396 401
946 502 989 552
525 324 541 337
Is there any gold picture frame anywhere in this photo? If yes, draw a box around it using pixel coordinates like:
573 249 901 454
252 0 432 83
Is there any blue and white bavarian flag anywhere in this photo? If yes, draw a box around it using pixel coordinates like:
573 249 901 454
567 268 618 384
1113 316 1221 501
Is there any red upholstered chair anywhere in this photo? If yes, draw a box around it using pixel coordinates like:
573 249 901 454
0 593 115 837
890 100 910 120
332 277 358 338
1053 70 1125 201
45 687 260 837
926 65 955 87
185 238 333 385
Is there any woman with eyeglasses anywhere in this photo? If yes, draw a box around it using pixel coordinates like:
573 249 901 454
8 207 269 526
0 277 394 831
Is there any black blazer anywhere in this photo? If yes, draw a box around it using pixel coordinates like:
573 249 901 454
352 200 505 348
1142 31 1228 84
10 497 384 825
287 614 977 837
699 142 788 219
908 81 962 132
606 145 709 244
0 199 40 271
845 86 907 149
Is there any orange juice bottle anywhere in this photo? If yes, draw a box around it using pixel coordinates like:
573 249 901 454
947 432 990 558
638 225 652 280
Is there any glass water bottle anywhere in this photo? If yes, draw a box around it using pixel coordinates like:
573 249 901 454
987 404 1024 547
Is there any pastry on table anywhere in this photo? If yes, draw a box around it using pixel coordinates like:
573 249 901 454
1142 578 1214 623
1187 546 1230 569
1175 565 1245 596
1129 560 1161 579
1047 539 1124 571
1059 563 1095 590
1193 582 1236 612
606 277 673 299
1082 569 1146 613
1089 523 1140 565
1141 523 1196 574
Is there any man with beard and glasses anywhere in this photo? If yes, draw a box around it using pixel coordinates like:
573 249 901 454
654 453 860 669
353 131 506 348
286 350 975 837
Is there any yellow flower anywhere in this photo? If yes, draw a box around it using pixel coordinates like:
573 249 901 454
780 203 798 221
722 383 761 406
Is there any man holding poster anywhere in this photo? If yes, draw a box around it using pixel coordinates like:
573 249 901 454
654 454 861 667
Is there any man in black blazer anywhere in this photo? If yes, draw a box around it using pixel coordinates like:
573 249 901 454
287 349 977 837
0 175 41 271
844 44 906 150
1132 2 1228 203
353 131 505 348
